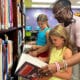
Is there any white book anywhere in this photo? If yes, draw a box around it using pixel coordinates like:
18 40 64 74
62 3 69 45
15 53 47 79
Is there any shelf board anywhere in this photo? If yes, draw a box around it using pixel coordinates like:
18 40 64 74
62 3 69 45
0 27 17 34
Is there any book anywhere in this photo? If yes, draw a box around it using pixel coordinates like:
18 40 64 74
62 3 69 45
0 38 13 80
15 53 47 79
7 40 13 69
18 30 22 55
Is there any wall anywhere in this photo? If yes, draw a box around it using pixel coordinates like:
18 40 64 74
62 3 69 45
25 8 80 30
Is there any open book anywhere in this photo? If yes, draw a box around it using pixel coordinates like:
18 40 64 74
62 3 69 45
15 53 47 79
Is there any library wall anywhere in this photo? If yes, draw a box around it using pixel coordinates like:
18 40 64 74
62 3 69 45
25 8 80 30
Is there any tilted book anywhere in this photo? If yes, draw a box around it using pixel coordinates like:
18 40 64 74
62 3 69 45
15 53 47 79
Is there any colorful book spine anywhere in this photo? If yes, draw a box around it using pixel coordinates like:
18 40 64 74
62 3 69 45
0 0 1 30
8 0 10 28
18 30 22 55
1 0 4 29
7 40 13 69
2 40 8 80
10 0 13 27
17 4 21 27
0 38 13 80
4 0 8 29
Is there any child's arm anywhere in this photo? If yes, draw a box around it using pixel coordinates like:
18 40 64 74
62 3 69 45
27 41 36 45
52 48 72 80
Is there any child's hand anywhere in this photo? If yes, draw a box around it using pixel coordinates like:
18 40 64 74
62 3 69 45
27 41 36 45
29 51 38 57
31 45 37 50
38 57 48 62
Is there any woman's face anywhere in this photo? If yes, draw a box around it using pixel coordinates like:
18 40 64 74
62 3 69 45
50 35 64 48
38 21 47 30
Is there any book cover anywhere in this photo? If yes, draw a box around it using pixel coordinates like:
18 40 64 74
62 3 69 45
15 53 47 79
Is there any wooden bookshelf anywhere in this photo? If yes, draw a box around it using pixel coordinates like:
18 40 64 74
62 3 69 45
0 0 25 79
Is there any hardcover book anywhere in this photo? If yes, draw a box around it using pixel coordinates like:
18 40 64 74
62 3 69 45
15 53 47 79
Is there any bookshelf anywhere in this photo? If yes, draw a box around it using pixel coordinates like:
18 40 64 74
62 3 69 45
0 0 25 79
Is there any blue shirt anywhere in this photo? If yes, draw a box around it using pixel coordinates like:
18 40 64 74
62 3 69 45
36 27 50 46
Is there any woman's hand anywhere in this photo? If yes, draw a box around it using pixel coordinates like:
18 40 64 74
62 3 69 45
48 63 57 73
39 65 53 78
40 63 57 74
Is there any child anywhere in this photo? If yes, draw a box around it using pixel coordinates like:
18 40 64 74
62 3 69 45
28 14 50 57
41 25 72 80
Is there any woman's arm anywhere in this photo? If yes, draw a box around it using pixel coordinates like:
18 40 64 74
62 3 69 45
65 52 80 67
42 52 80 74
27 41 36 45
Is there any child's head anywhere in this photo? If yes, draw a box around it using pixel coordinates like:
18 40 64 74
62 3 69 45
37 14 49 29
49 25 69 48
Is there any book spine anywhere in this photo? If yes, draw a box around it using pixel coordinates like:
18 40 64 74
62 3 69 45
0 37 13 80
8 0 10 28
7 40 13 69
1 0 4 29
18 30 22 55
2 40 8 80
0 0 1 30
0 39 3 80
10 0 13 27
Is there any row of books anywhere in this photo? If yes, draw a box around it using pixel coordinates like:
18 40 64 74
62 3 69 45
0 0 23 30
0 0 13 30
0 38 13 80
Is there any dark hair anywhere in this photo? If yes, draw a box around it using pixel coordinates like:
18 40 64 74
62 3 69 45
53 0 71 14
52 0 73 26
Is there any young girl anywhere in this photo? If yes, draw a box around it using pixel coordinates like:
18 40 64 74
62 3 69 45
28 14 50 57
41 25 72 80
